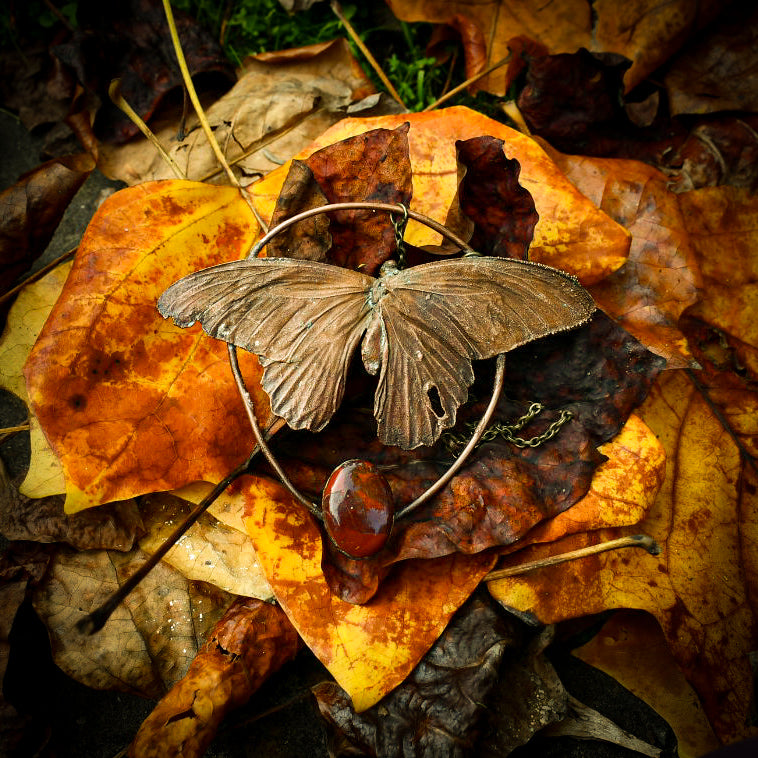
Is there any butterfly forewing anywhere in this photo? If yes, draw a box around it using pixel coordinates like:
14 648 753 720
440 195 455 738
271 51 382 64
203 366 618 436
158 258 374 431
374 257 595 448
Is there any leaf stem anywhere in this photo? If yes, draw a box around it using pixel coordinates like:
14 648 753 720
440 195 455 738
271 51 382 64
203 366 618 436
424 55 510 112
0 247 77 307
485 534 661 582
330 0 408 111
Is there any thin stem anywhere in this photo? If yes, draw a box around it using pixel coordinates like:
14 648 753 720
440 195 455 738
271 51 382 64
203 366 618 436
0 248 76 307
330 0 408 111
396 354 505 520
228 345 321 518
108 79 187 180
423 55 510 112
0 424 30 435
162 0 268 232
248 202 475 258
76 450 261 635
484 534 660 582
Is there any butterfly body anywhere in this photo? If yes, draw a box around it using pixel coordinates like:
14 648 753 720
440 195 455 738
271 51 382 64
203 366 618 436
158 255 595 450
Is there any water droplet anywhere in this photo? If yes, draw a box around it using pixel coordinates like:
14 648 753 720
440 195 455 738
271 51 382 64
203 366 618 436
415 350 423 360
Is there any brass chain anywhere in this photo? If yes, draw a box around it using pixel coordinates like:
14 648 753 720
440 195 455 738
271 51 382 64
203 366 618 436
390 203 409 269
441 403 573 456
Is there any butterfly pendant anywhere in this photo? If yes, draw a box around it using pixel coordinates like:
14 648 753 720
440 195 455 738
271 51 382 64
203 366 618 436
158 255 595 450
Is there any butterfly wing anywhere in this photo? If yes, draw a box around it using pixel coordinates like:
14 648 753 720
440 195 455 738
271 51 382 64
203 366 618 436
374 257 596 448
158 258 374 431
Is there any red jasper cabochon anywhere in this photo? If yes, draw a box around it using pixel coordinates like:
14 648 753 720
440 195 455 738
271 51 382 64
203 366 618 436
322 459 395 558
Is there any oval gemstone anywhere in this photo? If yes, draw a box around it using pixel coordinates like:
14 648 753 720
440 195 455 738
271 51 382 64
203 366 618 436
322 460 395 559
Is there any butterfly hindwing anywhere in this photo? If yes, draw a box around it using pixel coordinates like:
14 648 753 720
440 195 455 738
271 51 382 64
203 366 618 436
158 258 374 431
374 257 595 448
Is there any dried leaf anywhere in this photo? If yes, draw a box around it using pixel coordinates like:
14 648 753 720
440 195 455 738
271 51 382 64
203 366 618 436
488 369 758 742
129 597 301 758
251 108 630 284
0 460 142 551
240 475 495 711
0 155 94 298
24 181 264 512
98 38 379 185
574 610 720 758
680 186 758 381
314 594 530 756
542 147 702 368
32 545 232 699
0 260 71 497
138 492 273 599
387 0 724 93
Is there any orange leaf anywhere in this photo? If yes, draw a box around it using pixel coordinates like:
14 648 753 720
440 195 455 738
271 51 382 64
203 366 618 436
542 147 702 367
252 108 630 285
24 181 265 512
488 370 758 742
239 475 495 711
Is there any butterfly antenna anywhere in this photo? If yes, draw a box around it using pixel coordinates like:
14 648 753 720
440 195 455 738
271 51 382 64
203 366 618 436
396 353 506 520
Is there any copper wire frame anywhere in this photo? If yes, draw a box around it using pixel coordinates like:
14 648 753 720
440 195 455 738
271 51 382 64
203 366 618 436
229 201 506 522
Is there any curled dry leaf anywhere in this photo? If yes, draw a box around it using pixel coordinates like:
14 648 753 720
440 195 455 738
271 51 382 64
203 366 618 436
0 260 70 497
24 181 265 512
251 108 631 284
386 0 724 93
138 492 273 599
0 155 94 299
542 146 702 368
32 545 233 699
0 460 142 551
489 369 758 743
129 597 301 758
574 610 720 758
98 38 380 185
680 186 758 381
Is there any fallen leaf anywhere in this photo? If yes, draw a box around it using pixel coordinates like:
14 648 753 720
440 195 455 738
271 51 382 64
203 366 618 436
24 181 265 512
574 610 720 758
240 474 495 711
0 155 94 299
386 0 724 93
663 3 758 116
488 369 758 743
680 186 758 381
98 38 381 185
541 146 702 368
0 460 142 551
251 107 631 284
138 492 273 599
129 597 301 758
0 260 71 497
32 544 233 699
314 593 540 755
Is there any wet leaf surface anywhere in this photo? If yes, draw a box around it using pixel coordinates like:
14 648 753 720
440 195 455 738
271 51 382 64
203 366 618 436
32 544 233 699
129 597 301 758
24 181 265 512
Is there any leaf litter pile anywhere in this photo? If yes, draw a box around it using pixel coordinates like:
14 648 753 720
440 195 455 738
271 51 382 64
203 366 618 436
1 1 758 757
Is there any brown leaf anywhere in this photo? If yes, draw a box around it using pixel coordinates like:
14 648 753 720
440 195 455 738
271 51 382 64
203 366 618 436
32 545 233 699
0 154 94 297
541 146 702 368
0 460 142 550
98 38 381 185
129 597 301 758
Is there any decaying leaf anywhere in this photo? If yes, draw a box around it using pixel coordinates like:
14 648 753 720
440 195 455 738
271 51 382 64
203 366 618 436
98 38 381 185
251 108 631 284
488 369 758 743
139 492 273 599
0 155 94 299
24 181 265 512
32 545 233 699
129 597 301 758
575 610 720 758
